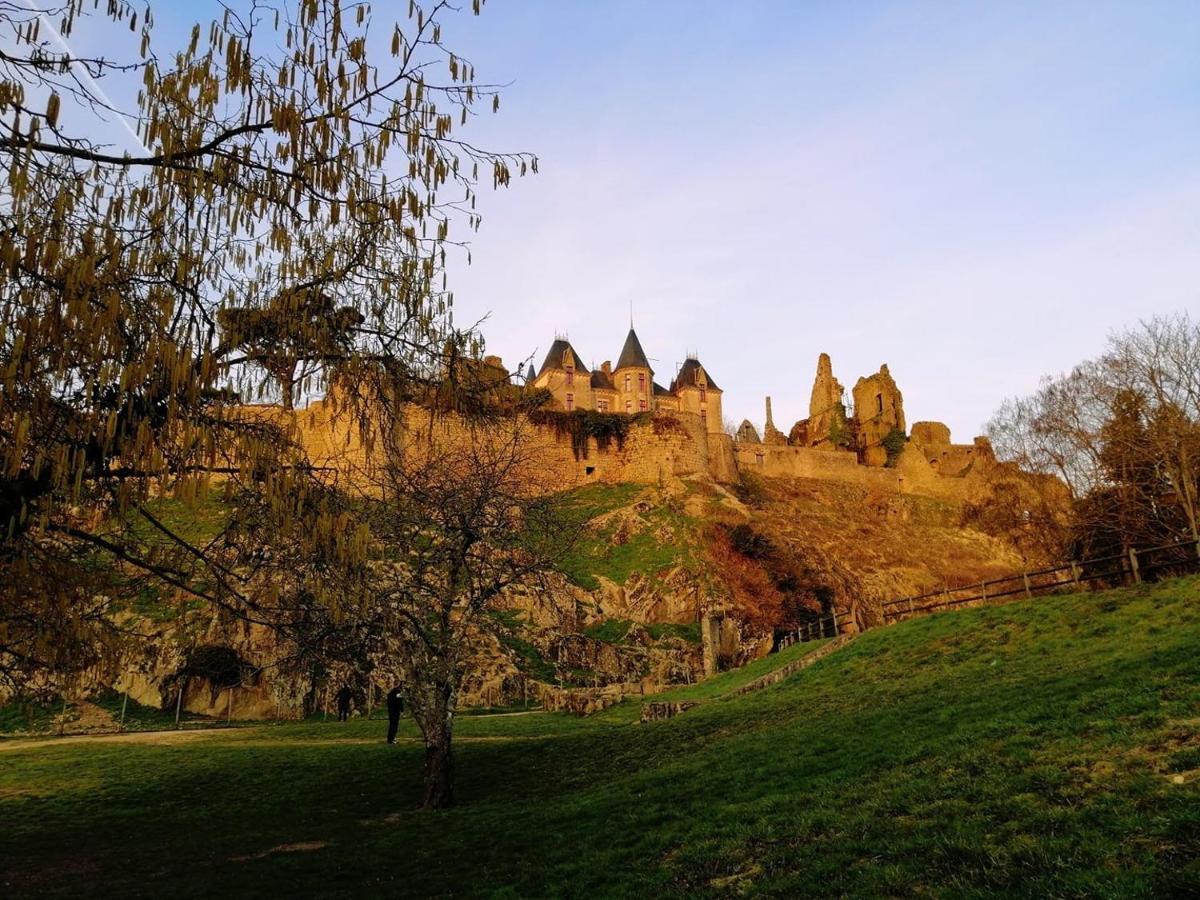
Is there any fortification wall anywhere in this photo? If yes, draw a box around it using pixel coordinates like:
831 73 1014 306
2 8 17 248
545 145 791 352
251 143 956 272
273 399 738 490
733 440 979 504
255 395 981 503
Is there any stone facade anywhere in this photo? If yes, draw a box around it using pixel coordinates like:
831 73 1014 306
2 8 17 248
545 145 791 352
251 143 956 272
530 327 724 434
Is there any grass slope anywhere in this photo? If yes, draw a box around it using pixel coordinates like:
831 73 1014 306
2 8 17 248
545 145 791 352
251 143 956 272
3 578 1199 897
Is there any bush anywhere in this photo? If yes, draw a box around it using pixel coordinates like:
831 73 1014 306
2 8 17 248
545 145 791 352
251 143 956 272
882 426 907 467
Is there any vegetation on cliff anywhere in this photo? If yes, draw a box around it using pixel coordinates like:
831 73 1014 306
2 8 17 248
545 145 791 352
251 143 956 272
4 577 1197 896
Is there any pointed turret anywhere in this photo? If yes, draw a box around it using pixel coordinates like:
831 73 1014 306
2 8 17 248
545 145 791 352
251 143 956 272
615 327 653 376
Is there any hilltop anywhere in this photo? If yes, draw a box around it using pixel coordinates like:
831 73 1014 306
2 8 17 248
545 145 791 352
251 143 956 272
3 576 1197 896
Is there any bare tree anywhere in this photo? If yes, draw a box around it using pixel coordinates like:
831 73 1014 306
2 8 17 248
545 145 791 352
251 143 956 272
233 399 574 809
987 312 1200 556
0 0 535 692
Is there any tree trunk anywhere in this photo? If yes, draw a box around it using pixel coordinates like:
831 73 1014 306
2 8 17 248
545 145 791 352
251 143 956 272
421 725 454 810
413 683 456 810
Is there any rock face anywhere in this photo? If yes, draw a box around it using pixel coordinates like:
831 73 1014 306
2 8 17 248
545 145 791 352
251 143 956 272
852 364 906 466
807 353 848 449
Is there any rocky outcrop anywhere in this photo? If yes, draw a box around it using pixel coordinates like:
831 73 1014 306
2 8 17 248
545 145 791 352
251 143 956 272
640 700 699 721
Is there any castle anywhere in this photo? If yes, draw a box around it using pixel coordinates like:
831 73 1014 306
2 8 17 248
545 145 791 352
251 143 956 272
529 327 724 435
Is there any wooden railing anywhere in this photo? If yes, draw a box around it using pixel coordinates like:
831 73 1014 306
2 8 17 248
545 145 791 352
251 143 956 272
880 538 1200 624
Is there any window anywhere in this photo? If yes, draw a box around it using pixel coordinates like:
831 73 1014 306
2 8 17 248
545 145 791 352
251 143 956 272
625 400 632 412
700 408 707 424
566 393 574 411
700 388 707 402
639 399 647 411
565 366 574 386
638 373 645 393
598 400 607 412
875 393 883 414
624 374 631 391
755 452 765 465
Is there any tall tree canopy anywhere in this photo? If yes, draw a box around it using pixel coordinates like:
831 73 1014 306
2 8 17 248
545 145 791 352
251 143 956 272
0 0 534 691
987 313 1200 558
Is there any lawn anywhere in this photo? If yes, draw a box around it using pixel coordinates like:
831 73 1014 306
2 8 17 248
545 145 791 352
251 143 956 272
2 578 1198 897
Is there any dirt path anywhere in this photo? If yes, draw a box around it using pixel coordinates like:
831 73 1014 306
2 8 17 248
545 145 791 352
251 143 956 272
0 728 220 752
0 723 555 753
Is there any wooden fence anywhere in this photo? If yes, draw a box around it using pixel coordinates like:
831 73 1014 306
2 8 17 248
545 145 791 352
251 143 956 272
778 538 1200 648
881 538 1200 625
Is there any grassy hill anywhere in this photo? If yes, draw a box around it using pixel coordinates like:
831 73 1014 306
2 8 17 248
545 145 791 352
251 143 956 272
3 577 1198 896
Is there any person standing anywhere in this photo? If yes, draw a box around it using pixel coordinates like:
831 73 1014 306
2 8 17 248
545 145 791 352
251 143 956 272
386 685 405 744
335 685 353 722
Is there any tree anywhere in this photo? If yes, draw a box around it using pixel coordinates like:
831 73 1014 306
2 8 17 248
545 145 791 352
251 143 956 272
217 289 364 409
234 402 572 809
987 313 1200 560
0 0 535 693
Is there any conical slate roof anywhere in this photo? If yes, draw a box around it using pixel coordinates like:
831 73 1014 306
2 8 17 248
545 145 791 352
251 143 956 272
615 327 653 375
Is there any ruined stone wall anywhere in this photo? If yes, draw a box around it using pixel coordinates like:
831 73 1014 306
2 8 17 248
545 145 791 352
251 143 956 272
852 364 906 467
733 439 979 504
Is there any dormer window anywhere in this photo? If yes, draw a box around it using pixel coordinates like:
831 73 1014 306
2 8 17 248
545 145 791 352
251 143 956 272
875 393 883 414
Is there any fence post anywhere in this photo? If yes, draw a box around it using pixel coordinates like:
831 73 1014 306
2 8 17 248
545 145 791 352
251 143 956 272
323 685 329 721
830 611 840 637
119 691 128 732
979 581 987 603
1128 547 1141 584
1022 571 1033 599
1070 561 1081 587
226 688 234 725
175 679 184 729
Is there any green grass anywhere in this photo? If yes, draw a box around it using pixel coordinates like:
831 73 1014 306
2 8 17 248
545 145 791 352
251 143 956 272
558 486 700 590
125 493 233 547
3 577 1199 897
0 697 63 733
644 621 701 644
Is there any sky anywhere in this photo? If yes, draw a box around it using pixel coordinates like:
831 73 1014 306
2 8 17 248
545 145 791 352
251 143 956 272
435 0 1200 439
26 1 1200 440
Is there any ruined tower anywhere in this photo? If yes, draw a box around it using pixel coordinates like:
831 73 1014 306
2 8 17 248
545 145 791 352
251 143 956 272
806 352 848 449
763 396 787 445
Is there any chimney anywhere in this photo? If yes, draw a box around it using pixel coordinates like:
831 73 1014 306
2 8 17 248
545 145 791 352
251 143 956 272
765 396 775 429
601 360 612 375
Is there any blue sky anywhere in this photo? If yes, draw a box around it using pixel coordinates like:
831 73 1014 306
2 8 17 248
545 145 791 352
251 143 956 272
38 1 1200 439
438 0 1200 439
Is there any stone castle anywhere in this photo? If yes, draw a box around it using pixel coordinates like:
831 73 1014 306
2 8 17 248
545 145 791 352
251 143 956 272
528 326 724 434
284 328 993 506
